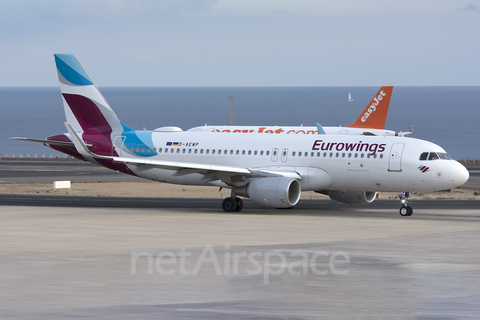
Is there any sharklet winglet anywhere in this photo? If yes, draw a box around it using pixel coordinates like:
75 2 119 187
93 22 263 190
316 123 326 135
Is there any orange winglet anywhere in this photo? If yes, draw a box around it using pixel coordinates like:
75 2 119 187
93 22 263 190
347 86 394 129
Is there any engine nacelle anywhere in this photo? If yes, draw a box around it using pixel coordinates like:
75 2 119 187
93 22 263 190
235 177 301 208
328 190 377 205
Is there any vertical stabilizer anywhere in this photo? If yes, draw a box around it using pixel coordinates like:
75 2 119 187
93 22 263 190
347 86 393 129
54 54 129 156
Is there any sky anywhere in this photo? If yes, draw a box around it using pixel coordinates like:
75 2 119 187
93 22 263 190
1 0 479 87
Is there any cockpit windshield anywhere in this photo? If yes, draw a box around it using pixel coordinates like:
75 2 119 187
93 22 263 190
437 153 451 160
428 153 439 160
419 152 451 161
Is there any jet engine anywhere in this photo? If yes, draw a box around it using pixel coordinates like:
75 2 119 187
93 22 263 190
235 177 301 208
327 190 377 205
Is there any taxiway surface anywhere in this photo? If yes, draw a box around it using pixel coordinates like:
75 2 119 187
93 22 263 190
1 161 480 319
1 203 480 319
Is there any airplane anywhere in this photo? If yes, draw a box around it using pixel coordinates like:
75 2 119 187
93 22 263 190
11 54 469 216
187 86 398 137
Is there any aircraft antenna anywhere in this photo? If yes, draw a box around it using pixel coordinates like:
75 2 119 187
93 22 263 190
229 93 235 126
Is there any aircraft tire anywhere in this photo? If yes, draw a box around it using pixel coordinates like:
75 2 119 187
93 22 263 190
399 206 413 216
222 197 237 212
407 206 413 216
234 197 243 212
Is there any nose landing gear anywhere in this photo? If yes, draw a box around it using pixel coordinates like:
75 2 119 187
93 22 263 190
398 192 413 216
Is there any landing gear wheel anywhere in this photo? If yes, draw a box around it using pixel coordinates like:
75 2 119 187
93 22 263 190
222 197 237 212
399 206 413 216
234 197 244 212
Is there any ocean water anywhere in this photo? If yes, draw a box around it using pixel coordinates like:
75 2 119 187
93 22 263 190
1 87 479 159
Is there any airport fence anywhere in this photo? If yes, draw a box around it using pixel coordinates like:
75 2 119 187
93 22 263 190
458 159 480 167
0 153 79 161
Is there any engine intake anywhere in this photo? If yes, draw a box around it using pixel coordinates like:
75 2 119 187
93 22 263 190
235 177 301 208
327 191 377 205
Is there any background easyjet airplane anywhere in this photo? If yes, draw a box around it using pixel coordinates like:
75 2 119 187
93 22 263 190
188 86 397 136
12 55 469 216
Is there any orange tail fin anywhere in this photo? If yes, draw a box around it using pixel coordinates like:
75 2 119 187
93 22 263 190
347 86 393 129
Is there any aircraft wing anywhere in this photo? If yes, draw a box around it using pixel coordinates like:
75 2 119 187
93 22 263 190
64 123 302 182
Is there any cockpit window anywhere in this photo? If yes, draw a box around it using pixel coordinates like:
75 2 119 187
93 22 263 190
428 153 439 160
420 152 452 161
438 153 451 160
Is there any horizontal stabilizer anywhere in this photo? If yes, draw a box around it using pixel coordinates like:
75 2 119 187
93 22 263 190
9 137 92 147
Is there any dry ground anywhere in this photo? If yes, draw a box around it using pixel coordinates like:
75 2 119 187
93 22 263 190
0 181 478 200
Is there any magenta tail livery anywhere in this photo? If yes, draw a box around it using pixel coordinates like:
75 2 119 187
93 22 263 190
11 55 469 216
188 86 396 136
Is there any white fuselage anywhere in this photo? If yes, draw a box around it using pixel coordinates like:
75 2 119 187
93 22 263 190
117 132 467 193
187 125 398 136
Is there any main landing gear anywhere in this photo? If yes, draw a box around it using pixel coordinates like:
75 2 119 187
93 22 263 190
222 190 244 212
398 192 413 216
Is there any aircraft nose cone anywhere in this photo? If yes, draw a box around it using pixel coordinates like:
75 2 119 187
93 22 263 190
451 162 469 187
